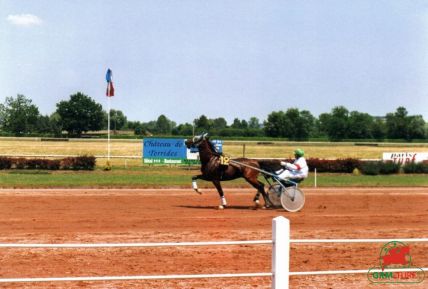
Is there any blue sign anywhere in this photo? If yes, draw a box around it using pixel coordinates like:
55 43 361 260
143 138 186 164
143 138 223 165
210 139 223 153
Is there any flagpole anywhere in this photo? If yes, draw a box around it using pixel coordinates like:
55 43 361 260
105 68 114 170
107 96 111 162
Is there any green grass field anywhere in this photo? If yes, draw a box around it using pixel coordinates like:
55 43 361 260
0 137 427 188
1 167 427 188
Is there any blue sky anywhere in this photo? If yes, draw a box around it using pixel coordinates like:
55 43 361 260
1 0 427 124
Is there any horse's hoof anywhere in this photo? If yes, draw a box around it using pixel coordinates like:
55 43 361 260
254 200 263 208
218 205 225 210
194 189 202 195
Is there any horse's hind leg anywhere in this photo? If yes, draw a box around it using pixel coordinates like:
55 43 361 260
212 180 227 209
255 181 270 209
259 183 272 208
246 178 270 209
253 191 262 206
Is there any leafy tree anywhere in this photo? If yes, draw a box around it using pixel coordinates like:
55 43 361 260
124 120 145 135
155 114 175 134
264 108 314 139
295 110 315 140
279 108 315 140
384 107 425 140
134 126 144 135
282 108 300 138
348 111 374 139
109 109 127 132
0 103 5 130
125 120 142 130
35 115 53 134
407 115 426 139
385 107 408 139
231 118 244 129
371 118 386 141
264 111 287 137
319 106 349 141
1 94 40 136
424 121 428 138
56 92 104 137
48 112 63 136
318 113 331 136
194 115 212 132
212 117 228 130
172 123 193 136
248 117 261 129
142 121 157 134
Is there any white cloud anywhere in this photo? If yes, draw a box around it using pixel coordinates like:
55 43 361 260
7 14 43 27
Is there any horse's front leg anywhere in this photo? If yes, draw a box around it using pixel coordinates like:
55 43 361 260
192 175 203 194
212 180 227 210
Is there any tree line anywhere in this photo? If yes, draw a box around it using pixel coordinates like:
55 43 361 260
0 93 427 141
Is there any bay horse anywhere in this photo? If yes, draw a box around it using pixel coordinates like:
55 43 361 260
185 133 281 209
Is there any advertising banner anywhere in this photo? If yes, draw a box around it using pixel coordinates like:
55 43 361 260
382 152 428 164
143 138 187 164
143 138 223 164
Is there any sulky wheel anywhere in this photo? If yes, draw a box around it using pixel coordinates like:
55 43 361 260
267 183 283 208
280 187 305 212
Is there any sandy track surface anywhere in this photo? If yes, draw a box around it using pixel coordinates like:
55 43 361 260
0 187 427 289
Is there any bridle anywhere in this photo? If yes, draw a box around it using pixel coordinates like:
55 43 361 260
188 133 208 148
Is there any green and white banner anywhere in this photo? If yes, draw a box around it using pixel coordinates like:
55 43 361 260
143 138 222 165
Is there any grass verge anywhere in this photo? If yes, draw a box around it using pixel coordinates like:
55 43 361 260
0 167 427 188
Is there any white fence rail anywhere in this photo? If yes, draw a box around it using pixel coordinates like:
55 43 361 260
0 273 273 283
0 240 271 248
0 216 427 288
0 154 382 161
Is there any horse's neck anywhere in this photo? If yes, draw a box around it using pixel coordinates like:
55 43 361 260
198 141 216 164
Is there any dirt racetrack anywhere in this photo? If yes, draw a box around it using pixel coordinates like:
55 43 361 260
0 187 427 289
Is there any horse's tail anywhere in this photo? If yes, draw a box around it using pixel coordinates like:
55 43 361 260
256 159 283 174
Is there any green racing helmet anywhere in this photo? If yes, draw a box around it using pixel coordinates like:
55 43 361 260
294 148 304 158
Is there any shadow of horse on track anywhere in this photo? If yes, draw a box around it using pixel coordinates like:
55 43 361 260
177 205 283 211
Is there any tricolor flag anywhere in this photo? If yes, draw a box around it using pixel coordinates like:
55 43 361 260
106 68 114 97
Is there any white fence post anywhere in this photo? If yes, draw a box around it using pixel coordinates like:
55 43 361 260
314 168 317 188
272 216 290 289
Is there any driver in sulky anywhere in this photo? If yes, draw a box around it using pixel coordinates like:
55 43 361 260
276 149 309 183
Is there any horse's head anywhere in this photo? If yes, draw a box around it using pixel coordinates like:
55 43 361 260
185 132 209 149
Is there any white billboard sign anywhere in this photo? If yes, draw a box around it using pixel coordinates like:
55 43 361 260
382 152 428 164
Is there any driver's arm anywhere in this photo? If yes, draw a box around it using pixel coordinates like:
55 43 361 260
280 161 299 171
